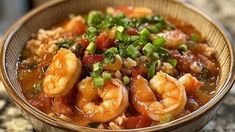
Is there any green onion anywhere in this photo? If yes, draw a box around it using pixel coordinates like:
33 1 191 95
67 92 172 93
86 42 96 54
148 63 156 79
191 34 200 42
155 23 164 31
56 39 74 48
142 43 154 56
106 47 118 54
167 59 177 68
93 62 102 71
93 77 104 88
104 52 115 64
87 11 101 25
32 81 42 95
152 37 166 50
151 53 160 60
87 26 97 34
139 35 147 45
115 31 122 41
178 44 188 52
140 28 150 37
117 26 124 33
102 71 112 81
157 47 169 59
88 122 100 128
123 76 130 85
130 36 139 42
126 45 139 59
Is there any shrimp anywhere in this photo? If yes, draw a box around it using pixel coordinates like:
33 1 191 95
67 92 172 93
178 73 203 95
107 7 153 18
76 77 129 122
158 29 187 48
43 48 82 97
64 16 87 35
131 71 186 121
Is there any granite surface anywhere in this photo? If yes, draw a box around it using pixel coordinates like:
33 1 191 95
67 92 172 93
0 0 235 132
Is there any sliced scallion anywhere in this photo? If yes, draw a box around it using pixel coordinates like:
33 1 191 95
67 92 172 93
148 62 156 79
167 59 177 68
102 71 112 81
152 37 166 50
142 43 154 56
93 77 104 88
140 28 150 37
178 44 188 52
117 26 124 33
123 76 130 85
86 42 96 54
126 45 139 59
87 11 101 25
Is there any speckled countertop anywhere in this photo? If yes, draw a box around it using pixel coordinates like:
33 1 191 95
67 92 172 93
0 0 235 132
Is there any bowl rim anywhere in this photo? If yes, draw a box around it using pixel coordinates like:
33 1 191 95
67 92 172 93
1 0 235 131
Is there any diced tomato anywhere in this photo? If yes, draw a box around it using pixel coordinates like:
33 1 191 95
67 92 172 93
28 93 52 112
124 114 152 129
126 28 138 35
78 38 89 48
132 65 148 78
96 32 115 51
82 54 103 65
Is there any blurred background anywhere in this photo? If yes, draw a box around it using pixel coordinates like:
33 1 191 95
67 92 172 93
0 0 235 131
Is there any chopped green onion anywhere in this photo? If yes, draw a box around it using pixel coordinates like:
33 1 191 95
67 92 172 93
123 76 130 85
148 63 156 79
139 35 147 45
93 62 102 71
104 52 115 64
157 47 169 59
130 35 139 42
93 77 104 88
167 59 178 68
106 47 118 54
155 23 164 31
152 37 166 50
178 44 188 52
140 28 150 37
117 26 124 33
115 31 122 41
102 71 112 81
191 34 200 42
86 42 96 54
87 11 101 25
142 43 154 56
90 71 100 78
151 52 160 60
56 39 74 48
147 26 159 33
88 122 100 128
126 45 139 59
87 26 97 34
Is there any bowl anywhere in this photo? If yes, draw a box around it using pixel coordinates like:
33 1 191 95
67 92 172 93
1 0 235 131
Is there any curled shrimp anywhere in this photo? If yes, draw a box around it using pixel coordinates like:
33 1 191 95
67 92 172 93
43 48 82 97
178 73 203 95
76 77 129 122
158 29 187 48
107 6 153 18
131 71 186 121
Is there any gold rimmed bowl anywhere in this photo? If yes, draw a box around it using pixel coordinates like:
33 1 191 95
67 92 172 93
1 0 234 131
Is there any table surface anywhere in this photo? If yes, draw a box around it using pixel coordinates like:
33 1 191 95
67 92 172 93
1 0 235 131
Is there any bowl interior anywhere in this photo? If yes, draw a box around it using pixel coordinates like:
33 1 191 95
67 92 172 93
1 0 234 131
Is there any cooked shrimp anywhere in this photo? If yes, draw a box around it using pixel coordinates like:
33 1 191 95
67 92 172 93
158 29 187 48
76 77 129 122
131 71 186 121
43 48 82 97
64 16 87 35
107 7 153 18
178 73 202 95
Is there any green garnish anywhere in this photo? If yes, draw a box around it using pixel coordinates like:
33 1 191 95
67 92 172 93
106 47 118 54
104 52 116 64
140 28 150 37
86 42 96 54
156 47 169 59
142 43 154 56
87 11 101 25
201 67 210 81
87 26 98 34
102 71 112 81
152 37 165 50
126 45 139 59
56 39 74 48
88 122 100 128
148 62 156 79
178 44 188 52
167 59 178 68
191 33 200 42
93 62 103 72
117 26 125 33
130 36 139 42
93 76 104 88
123 76 130 85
